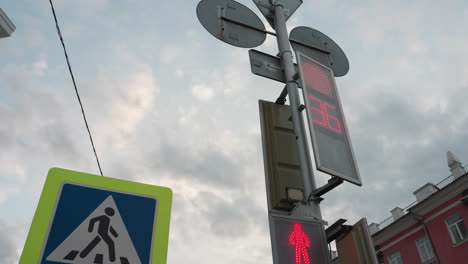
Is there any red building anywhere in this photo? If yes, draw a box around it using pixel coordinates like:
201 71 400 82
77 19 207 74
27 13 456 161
369 152 468 264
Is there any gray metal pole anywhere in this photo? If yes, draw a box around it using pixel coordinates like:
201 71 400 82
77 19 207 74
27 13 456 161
273 1 321 219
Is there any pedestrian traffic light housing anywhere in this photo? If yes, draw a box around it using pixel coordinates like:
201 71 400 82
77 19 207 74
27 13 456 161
269 214 331 264
296 52 361 186
259 100 305 212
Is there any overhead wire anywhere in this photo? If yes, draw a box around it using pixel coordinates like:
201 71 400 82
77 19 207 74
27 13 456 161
48 0 104 176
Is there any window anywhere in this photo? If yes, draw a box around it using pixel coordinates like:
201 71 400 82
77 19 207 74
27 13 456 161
388 251 403 264
446 214 467 244
416 235 435 262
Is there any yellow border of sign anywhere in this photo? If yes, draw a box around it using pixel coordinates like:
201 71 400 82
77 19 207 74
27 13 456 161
19 167 172 264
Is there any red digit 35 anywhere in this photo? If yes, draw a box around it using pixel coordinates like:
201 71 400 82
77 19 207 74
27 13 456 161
308 95 342 134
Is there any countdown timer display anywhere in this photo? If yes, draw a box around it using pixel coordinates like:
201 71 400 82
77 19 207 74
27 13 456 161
297 52 361 186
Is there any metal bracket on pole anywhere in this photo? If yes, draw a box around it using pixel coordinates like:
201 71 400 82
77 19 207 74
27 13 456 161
288 105 305 122
275 86 288 105
290 203 325 221
309 177 343 200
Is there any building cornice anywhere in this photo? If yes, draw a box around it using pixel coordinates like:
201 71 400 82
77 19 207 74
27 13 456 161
372 214 418 246
373 173 468 246
410 174 468 216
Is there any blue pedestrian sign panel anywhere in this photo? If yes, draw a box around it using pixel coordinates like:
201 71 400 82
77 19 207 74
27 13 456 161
20 168 172 264
44 186 152 264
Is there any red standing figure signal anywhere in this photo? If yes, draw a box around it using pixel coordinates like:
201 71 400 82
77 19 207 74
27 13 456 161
289 223 311 264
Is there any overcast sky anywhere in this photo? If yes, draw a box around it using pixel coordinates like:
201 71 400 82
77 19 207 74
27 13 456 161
1 0 468 263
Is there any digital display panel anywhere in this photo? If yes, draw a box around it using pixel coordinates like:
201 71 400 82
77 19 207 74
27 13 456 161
297 52 361 185
269 214 330 264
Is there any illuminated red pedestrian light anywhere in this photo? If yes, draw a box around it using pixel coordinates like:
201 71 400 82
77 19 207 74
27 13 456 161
269 214 330 264
289 223 311 264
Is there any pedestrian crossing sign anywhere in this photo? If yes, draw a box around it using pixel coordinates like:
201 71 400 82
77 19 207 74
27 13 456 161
20 167 172 264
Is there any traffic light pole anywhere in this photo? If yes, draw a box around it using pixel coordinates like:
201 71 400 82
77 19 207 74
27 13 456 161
273 1 322 220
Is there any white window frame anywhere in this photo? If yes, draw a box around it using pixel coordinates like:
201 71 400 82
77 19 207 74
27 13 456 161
415 235 435 262
445 214 467 244
387 250 403 264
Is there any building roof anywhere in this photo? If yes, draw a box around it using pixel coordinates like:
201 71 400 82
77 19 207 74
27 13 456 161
372 172 468 246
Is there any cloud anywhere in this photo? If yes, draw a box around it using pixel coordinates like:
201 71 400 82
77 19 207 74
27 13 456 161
175 69 184 78
330 78 468 223
54 0 110 16
165 189 271 264
192 83 215 102
73 51 159 167
161 46 181 65
0 187 19 205
206 196 264 239
150 138 246 188
3 1 468 264
0 219 20 264
0 61 83 163
32 55 48 76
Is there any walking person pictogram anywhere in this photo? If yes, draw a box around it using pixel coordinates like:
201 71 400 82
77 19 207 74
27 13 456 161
289 223 311 264
80 207 119 262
